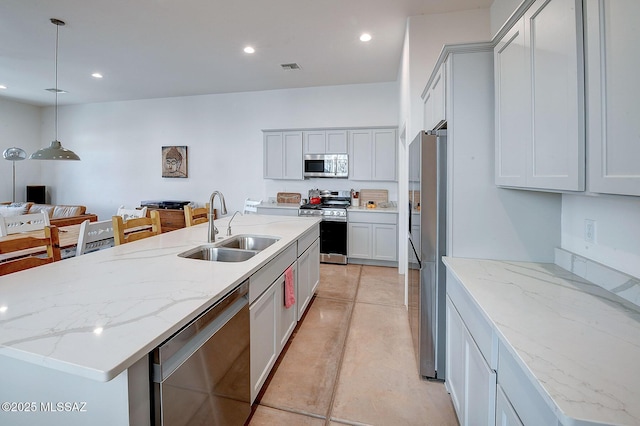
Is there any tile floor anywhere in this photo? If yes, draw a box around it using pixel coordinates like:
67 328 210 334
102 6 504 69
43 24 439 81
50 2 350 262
247 264 458 426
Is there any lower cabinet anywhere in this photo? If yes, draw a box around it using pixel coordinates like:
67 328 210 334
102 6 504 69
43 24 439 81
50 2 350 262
445 296 497 426
496 385 524 426
249 230 320 403
297 238 320 319
347 211 398 263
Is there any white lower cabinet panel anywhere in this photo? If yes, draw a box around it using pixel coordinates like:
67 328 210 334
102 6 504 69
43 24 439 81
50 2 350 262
276 263 297 354
496 385 524 426
497 340 557 426
297 238 319 319
249 283 277 403
446 295 496 426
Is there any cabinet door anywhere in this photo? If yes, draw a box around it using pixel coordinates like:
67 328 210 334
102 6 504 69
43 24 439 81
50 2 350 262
264 132 284 179
446 297 465 423
496 386 524 426
349 130 373 180
464 325 497 426
347 222 371 258
250 283 277 402
326 130 348 153
372 224 397 261
297 243 312 318
303 131 326 154
276 263 297 354
308 238 320 294
525 0 585 191
283 131 303 180
495 20 528 187
372 129 397 181
424 64 446 130
586 0 640 196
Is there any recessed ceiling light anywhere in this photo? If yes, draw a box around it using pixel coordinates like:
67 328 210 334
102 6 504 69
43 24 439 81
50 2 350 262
0 85 6 90
360 33 372 42
91 73 103 79
244 46 255 54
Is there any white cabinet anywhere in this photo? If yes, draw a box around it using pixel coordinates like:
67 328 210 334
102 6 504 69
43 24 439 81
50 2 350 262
250 280 277 402
494 0 585 191
585 0 640 196
303 130 348 154
256 206 300 216
445 296 496 426
496 386 524 426
349 129 397 181
275 264 298 354
423 63 446 130
263 131 303 180
297 238 319 319
348 211 397 263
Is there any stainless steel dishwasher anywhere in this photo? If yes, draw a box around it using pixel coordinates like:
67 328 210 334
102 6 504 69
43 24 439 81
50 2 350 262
152 280 250 426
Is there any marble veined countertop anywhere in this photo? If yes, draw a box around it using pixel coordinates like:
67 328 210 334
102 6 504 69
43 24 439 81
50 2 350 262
443 257 640 425
0 214 319 382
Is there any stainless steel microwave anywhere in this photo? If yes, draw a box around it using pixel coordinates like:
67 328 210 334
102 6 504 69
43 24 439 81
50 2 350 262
303 154 348 178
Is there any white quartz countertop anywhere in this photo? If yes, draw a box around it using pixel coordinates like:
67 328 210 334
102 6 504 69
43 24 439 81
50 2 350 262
348 205 398 213
442 257 640 425
257 202 300 209
0 214 319 382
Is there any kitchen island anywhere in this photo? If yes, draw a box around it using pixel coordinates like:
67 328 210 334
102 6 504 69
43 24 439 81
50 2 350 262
0 214 320 426
443 256 640 425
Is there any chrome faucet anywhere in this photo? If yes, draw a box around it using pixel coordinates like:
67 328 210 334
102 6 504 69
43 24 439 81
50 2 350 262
208 191 228 242
226 211 242 236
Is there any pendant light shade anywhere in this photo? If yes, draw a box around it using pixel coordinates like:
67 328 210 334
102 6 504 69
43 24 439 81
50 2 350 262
30 18 80 161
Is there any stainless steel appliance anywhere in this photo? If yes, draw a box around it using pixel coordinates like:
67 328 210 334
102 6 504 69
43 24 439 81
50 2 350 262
408 130 447 380
299 189 350 264
152 281 250 425
303 154 348 178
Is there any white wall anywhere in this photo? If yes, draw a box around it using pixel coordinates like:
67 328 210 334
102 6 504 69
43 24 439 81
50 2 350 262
562 194 640 279
37 82 398 220
0 98 43 203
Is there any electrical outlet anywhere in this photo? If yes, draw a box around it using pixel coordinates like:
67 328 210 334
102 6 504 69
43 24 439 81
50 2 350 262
584 219 596 243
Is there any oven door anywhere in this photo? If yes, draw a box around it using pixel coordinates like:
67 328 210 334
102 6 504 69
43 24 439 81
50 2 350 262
319 220 347 264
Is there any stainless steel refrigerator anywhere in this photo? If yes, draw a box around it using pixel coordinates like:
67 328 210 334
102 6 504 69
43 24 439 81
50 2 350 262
408 129 447 380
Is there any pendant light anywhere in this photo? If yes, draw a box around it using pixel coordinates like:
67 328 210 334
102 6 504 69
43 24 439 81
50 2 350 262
30 18 80 161
2 147 27 202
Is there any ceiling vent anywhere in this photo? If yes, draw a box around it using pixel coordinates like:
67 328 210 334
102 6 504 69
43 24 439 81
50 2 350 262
281 63 301 70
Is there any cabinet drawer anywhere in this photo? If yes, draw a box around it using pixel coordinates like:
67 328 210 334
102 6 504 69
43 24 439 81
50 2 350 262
446 269 497 369
249 243 296 304
348 211 397 224
498 340 557 426
297 225 319 256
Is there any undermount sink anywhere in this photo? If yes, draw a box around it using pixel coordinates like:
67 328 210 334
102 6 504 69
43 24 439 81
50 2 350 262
178 235 280 262
217 235 280 251
178 245 257 262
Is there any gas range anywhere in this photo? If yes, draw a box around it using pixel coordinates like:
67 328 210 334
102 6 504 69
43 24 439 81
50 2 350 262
298 190 350 222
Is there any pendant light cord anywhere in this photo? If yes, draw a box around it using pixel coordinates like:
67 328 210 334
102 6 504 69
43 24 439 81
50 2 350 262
54 19 59 141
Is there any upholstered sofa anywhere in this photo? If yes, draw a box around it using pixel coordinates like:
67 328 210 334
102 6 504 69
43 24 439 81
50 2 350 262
0 202 98 227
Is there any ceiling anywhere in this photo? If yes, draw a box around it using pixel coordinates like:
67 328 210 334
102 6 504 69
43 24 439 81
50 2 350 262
0 0 491 107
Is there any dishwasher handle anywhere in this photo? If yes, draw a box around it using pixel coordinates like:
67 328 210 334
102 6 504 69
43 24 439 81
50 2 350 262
152 280 249 382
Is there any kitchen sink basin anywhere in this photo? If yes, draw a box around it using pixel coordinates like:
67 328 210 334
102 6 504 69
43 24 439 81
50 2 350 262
178 245 257 262
217 235 280 251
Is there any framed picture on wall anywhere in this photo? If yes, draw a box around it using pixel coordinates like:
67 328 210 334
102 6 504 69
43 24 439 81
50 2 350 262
162 146 188 178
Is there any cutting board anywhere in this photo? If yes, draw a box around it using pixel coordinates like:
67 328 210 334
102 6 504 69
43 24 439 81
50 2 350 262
277 192 301 204
358 189 388 206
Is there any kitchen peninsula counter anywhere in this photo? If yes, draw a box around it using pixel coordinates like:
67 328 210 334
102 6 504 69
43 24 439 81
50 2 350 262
443 257 640 425
0 214 319 382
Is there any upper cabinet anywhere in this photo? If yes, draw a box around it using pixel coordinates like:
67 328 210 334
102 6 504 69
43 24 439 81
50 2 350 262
349 128 397 181
303 130 348 154
263 131 303 180
494 0 585 191
585 0 640 196
423 63 446 131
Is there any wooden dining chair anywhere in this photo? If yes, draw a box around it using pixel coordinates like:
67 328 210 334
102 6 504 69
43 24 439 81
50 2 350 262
0 225 61 276
76 219 115 256
112 210 162 245
116 205 148 221
184 203 210 227
0 211 51 237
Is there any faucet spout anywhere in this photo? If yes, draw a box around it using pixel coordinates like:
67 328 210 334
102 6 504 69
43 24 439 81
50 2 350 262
208 191 227 243
226 211 242 236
